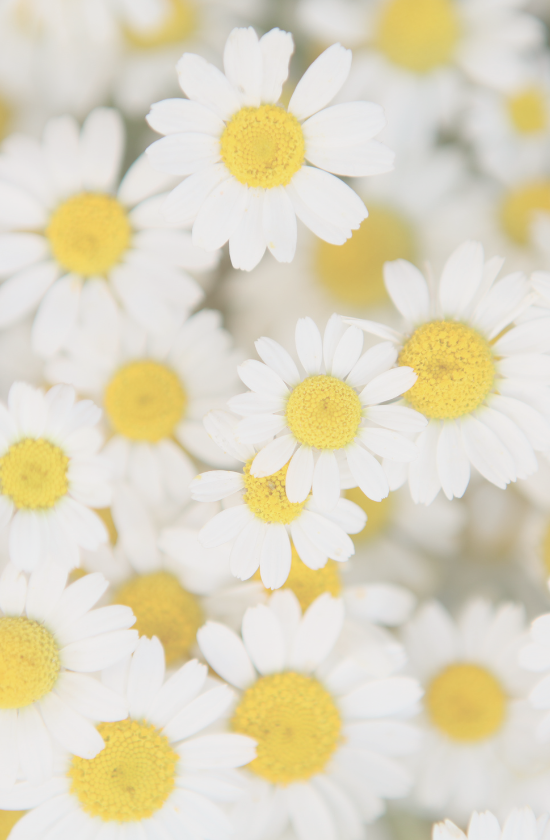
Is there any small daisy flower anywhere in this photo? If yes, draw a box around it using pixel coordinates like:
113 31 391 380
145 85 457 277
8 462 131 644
0 107 218 358
198 591 423 839
0 635 256 840
228 313 423 514
519 609 550 740
434 808 545 840
403 598 536 821
0 561 138 787
346 240 550 504
0 381 111 571
146 26 394 272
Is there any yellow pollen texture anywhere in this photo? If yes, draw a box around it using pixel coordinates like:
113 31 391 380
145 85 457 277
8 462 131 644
243 460 305 525
286 375 362 450
316 208 415 307
255 544 341 611
426 663 506 741
398 321 495 419
115 571 204 665
346 487 393 542
0 616 61 709
507 88 547 134
376 0 460 73
231 671 341 783
500 181 550 245
69 719 177 822
104 360 187 442
125 0 196 48
0 438 69 510
220 105 305 189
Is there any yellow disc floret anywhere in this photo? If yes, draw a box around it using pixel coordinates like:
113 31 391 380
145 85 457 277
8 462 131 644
221 105 305 189
255 544 341 611
69 719 177 821
0 439 69 510
346 487 393 541
426 662 506 741
0 616 61 709
507 88 547 135
500 180 550 245
114 571 204 665
231 671 341 783
376 0 461 73
104 360 187 442
125 0 196 48
398 321 495 419
0 810 25 840
243 460 306 524
286 375 362 450
47 193 131 276
94 508 118 546
316 208 415 307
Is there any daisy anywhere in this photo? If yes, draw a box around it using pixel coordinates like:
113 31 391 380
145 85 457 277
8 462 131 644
0 381 112 571
403 598 536 821
0 560 138 787
146 26 394 271
0 106 218 358
0 635 256 840
227 313 423 514
434 809 545 840
345 240 550 504
46 310 242 509
191 409 368 589
198 591 423 840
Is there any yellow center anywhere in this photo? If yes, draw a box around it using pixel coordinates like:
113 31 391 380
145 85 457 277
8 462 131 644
0 617 60 709
46 193 131 277
104 361 187 443
507 88 547 135
69 719 177 822
114 571 203 665
376 0 460 73
231 672 341 784
220 105 305 189
0 811 25 840
255 544 341 611
316 208 415 307
346 487 393 542
0 438 69 510
94 508 118 546
426 663 506 741
125 0 196 48
500 180 550 245
398 321 495 419
286 375 362 450
243 460 306 525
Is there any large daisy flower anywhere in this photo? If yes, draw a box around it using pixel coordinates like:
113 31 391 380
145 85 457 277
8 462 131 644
0 107 218 358
434 809 543 840
198 591 422 840
0 381 111 571
0 561 138 787
346 240 550 504
146 26 394 272
228 313 423 514
0 635 256 840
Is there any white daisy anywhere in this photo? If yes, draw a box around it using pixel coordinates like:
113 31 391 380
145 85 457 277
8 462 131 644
346 240 550 504
146 26 394 271
434 809 545 840
0 635 256 840
227 313 424 514
46 310 241 509
519 608 550 739
0 381 112 571
0 106 218 358
190 409 368 589
403 598 536 821
0 560 138 787
198 591 423 840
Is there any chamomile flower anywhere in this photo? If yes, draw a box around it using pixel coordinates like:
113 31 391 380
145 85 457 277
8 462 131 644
433 809 545 840
0 635 256 840
346 240 550 504
0 561 138 787
0 107 218 358
519 609 550 739
146 26 394 271
0 382 111 571
198 591 423 840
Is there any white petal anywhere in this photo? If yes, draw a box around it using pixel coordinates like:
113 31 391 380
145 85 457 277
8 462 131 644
359 427 417 462
0 709 17 787
460 414 516 489
290 520 327 570
178 733 256 769
54 671 127 722
80 108 125 193
436 420 470 500
305 138 394 177
286 445 314 503
224 27 262 107
289 593 344 672
289 43 351 121
127 636 165 720
493 317 550 355
147 659 207 729
197 621 256 689
43 114 81 197
367 404 427 433
228 391 286 417
229 187 267 271
298 509 355 560
9 510 44 571
230 516 265 580
329 497 366 534
263 186 297 263
255 337 301 387
287 166 366 239
251 435 297 477
360 366 416 406
287 782 337 840
312 449 340 512
339 677 423 719
303 101 386 147
38 692 105 758
0 180 47 229
177 53 242 121
0 233 49 277
346 342 398 389
260 524 292 589
238 358 289 398
237 413 288 443
17 704 53 783
323 313 345 373
438 240 485 319
147 98 226 136
193 177 248 251
345 444 389 502
260 28 294 103
162 163 231 226
479 406 537 480
31 275 81 358
489 394 550 451
330 327 363 380
242 603 286 674
25 560 67 623
295 316 323 374
0 563 26 616
408 421 441 505
60 630 138 672
384 260 430 325
146 133 221 176
0 261 58 329
164 684 234 742
190 470 244 502
200 506 253 548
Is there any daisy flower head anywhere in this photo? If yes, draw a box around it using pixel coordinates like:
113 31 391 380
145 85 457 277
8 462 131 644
0 635 257 840
433 809 545 840
346 240 550 504
198 591 423 840
146 26 395 272
0 106 219 359
0 381 112 571
0 561 138 787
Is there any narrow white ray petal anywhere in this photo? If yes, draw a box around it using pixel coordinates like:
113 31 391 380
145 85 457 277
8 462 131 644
237 414 288 443
359 367 417 406
260 28 294 103
438 240 485 319
238 358 289 398
260 524 292 589
312 449 340 512
230 517 265 580
346 342 398 389
242 603 286 674
359 428 418 462
408 421 441 505
460 415 516 489
288 43 352 121
199 506 253 548
197 621 256 688
345 444 388 502
251 435 297 477
436 420 470 501
295 316 323 375
383 259 430 324
223 27 262 107
330 327 363 380
177 53 242 121
367 404 427 433
286 444 314 503
263 186 297 263
255 337 301 387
